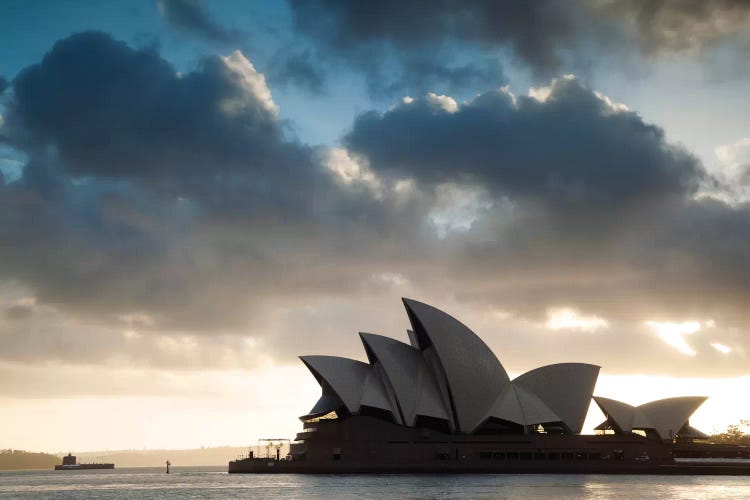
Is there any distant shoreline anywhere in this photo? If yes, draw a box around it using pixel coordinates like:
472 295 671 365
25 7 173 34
1 464 229 472
0 466 56 471
2 446 258 469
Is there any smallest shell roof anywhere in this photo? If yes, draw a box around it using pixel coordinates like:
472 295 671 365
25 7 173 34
594 396 707 439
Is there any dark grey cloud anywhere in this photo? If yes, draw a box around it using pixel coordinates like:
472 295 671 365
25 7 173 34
289 0 589 80
157 0 238 43
347 77 702 210
4 31 326 217
290 0 561 95
0 76 8 95
596 0 750 55
8 31 275 177
288 0 750 94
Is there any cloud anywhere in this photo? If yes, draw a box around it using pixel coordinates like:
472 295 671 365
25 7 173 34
0 31 393 334
6 32 282 184
157 0 238 43
709 137 750 203
288 0 591 85
220 50 279 116
711 342 732 354
286 0 515 96
288 0 750 94
545 308 609 333
645 320 701 356
595 0 750 56
2 32 750 384
428 183 492 238
346 77 703 209
0 76 7 95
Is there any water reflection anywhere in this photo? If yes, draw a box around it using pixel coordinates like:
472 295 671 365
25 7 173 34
2 469 750 499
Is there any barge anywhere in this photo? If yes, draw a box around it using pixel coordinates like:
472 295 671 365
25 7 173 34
55 453 114 470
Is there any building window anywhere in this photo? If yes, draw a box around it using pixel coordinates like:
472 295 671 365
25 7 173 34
303 411 338 424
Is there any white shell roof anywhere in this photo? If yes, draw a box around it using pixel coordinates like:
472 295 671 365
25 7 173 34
359 332 449 425
514 363 600 433
593 396 636 432
360 366 396 414
487 383 560 426
300 355 370 414
403 298 511 433
303 391 344 420
638 396 708 440
594 396 707 439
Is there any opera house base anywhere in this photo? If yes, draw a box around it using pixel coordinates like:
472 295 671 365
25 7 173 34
228 417 750 475
228 460 750 475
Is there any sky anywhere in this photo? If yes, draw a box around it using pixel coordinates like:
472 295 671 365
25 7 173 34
1 0 750 453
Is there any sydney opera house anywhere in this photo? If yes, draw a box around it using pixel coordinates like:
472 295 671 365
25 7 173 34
229 299 749 474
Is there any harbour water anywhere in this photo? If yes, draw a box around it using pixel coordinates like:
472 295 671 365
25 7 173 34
2 467 750 499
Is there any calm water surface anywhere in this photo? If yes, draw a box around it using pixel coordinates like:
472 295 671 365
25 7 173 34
2 467 750 499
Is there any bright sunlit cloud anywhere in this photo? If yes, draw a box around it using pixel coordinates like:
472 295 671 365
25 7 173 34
645 320 702 356
528 74 575 103
220 50 278 116
545 308 609 332
428 183 493 238
321 147 382 195
425 92 459 113
711 342 732 354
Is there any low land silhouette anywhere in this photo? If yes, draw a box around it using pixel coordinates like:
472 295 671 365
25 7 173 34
1 445 291 470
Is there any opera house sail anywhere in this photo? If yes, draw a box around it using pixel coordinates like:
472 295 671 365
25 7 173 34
229 299 750 474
